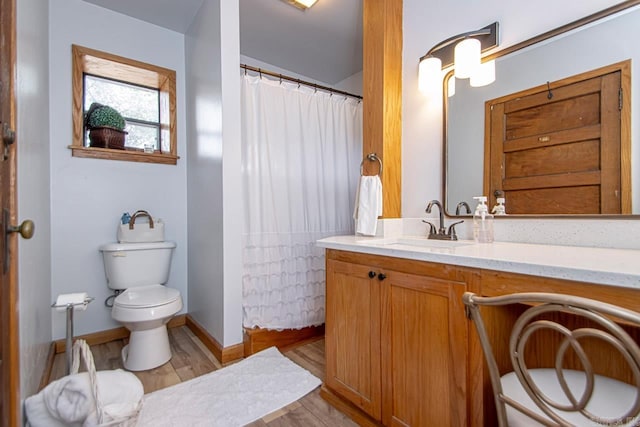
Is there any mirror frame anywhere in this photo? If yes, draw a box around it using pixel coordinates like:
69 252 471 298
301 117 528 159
443 0 640 218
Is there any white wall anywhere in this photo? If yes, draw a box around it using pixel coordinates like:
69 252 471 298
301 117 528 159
402 0 640 246
220 0 243 346
241 55 327 85
241 55 363 97
17 0 52 404
402 0 626 218
49 0 188 339
186 0 243 347
335 71 363 97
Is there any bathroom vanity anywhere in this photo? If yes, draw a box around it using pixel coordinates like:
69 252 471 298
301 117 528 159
317 236 640 426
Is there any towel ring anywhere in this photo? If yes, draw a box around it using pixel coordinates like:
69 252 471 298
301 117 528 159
360 153 383 176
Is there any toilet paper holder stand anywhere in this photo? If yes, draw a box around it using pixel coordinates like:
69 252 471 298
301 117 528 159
51 296 95 374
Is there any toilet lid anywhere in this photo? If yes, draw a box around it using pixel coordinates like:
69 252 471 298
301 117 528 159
114 284 181 308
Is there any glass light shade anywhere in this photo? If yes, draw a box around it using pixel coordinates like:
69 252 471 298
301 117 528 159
447 76 456 97
470 60 496 87
418 56 442 94
454 38 481 79
294 0 318 8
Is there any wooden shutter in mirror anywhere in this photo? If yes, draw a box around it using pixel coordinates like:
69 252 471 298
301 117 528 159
484 61 631 215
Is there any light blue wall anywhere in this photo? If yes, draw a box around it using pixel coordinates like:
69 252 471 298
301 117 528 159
48 0 188 339
186 0 243 347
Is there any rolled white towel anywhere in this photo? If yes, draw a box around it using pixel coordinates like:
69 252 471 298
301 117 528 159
25 369 143 427
23 392 70 427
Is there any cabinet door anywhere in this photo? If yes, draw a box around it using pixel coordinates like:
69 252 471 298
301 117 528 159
382 270 468 427
325 259 382 420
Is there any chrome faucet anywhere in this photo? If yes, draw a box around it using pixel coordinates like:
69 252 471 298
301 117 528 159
456 201 471 216
426 200 446 234
425 200 463 240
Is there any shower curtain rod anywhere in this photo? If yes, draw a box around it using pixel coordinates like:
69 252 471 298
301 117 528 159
240 64 363 100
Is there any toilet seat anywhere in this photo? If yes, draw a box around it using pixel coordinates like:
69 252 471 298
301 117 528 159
114 284 181 309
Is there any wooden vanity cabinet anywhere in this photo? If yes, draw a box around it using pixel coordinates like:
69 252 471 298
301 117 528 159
325 257 383 419
324 247 640 426
324 249 479 426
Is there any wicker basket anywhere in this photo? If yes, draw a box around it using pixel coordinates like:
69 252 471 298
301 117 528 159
71 340 142 426
88 127 126 150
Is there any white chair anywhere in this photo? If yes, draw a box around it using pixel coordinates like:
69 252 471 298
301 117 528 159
463 292 640 426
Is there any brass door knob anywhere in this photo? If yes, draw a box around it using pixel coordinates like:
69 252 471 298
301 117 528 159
9 219 35 239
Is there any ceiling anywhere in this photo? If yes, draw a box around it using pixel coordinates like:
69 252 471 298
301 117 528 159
82 0 206 34
82 0 363 85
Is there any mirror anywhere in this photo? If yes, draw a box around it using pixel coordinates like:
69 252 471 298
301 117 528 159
444 1 640 217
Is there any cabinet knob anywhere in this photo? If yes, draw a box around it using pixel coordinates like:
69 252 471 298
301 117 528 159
368 271 377 279
378 273 387 281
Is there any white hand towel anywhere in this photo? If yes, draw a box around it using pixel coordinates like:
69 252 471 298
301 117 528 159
353 175 383 236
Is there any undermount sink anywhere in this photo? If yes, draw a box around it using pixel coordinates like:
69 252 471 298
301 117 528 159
391 237 474 248
360 237 475 249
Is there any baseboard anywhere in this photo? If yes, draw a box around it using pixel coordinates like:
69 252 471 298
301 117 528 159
319 385 381 427
52 314 187 354
41 313 240 390
243 324 325 356
54 326 129 354
185 314 244 364
167 313 187 328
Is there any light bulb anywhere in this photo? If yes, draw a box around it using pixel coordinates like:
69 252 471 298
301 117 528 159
454 38 481 79
418 56 442 95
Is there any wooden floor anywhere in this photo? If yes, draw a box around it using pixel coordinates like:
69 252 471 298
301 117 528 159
49 326 356 426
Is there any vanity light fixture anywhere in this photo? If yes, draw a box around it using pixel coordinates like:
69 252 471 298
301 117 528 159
454 38 481 79
282 0 318 10
419 22 499 95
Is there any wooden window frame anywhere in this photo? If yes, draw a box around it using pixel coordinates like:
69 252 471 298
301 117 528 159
70 44 179 165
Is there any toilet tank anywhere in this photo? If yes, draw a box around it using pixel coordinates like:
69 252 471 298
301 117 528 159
99 241 176 290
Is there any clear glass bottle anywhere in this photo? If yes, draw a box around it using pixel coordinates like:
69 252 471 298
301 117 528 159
473 196 494 243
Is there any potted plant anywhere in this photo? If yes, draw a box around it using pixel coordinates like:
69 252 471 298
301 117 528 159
84 102 127 150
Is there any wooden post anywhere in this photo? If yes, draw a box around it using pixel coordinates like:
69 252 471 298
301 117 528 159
363 0 403 218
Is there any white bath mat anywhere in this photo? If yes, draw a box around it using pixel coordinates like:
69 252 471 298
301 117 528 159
137 346 321 426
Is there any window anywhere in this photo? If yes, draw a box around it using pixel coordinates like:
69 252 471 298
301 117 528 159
70 45 178 165
84 75 161 151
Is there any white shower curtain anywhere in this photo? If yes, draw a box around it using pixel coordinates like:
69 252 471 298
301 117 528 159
241 73 362 330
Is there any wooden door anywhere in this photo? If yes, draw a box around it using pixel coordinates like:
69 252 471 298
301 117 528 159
0 0 19 424
485 63 630 214
325 259 382 420
381 270 468 427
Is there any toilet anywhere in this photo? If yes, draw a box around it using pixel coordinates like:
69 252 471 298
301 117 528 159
99 241 182 371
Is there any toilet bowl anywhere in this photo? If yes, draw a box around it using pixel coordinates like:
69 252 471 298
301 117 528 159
112 284 182 371
100 241 182 371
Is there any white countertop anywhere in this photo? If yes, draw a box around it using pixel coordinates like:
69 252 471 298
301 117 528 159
317 235 640 289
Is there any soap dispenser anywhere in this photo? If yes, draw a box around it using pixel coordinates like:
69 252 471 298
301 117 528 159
473 196 494 243
492 197 506 216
